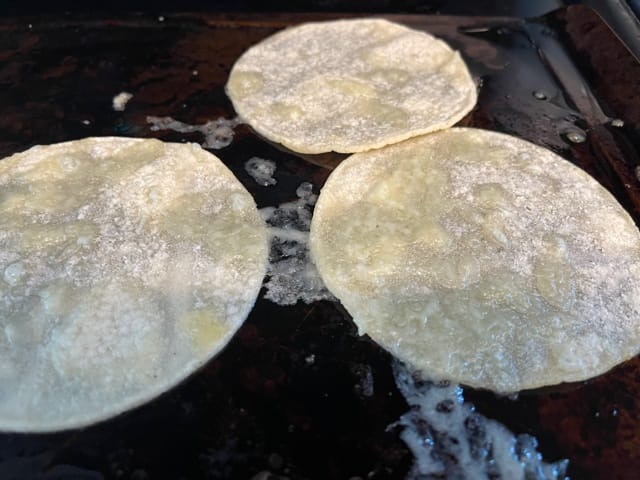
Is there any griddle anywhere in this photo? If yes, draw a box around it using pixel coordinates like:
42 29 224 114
0 6 639 479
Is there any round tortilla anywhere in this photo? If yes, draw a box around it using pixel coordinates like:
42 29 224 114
310 128 640 393
226 18 477 154
0 137 268 431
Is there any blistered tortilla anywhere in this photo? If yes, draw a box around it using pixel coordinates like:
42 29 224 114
310 128 640 393
226 18 477 154
0 137 269 431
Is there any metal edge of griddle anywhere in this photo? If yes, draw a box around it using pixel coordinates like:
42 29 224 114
542 8 640 225
0 11 518 31
524 13 640 221
454 6 640 224
585 0 640 63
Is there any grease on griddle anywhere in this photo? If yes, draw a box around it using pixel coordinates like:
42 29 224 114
260 182 334 306
392 362 569 480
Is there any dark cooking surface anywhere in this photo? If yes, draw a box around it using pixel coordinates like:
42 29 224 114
1 6 640 479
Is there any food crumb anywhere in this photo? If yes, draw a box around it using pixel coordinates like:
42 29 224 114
112 92 133 112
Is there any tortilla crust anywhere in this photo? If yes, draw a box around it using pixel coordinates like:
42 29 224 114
0 137 268 431
310 128 640 392
226 18 477 154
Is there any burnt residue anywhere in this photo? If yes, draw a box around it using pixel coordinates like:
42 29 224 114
0 7 639 480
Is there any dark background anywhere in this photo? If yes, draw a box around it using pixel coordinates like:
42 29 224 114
0 0 636 17
2 1 640 60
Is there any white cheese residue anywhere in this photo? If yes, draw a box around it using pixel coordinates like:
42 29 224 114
146 116 241 149
245 157 277 186
260 182 334 305
392 361 569 480
112 92 133 111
